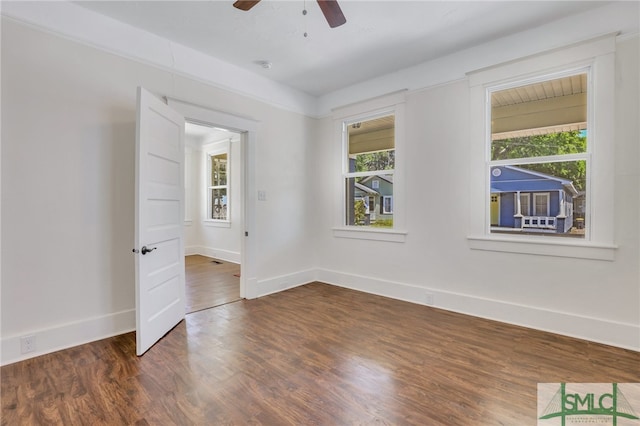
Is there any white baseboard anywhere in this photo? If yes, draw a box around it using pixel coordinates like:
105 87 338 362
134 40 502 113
185 246 240 264
255 268 317 298
4 267 635 366
1 309 135 366
316 268 640 352
185 245 200 256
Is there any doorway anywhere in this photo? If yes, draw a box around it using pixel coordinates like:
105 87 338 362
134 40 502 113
135 92 257 355
166 96 258 302
184 122 243 313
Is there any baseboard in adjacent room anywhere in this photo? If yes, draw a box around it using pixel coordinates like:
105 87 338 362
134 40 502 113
185 246 240 264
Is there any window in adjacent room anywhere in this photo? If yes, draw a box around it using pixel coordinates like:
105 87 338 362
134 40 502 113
207 150 229 221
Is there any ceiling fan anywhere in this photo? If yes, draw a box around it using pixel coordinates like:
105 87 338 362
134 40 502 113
233 0 347 28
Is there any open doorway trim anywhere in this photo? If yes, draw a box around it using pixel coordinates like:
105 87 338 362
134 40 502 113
166 97 259 299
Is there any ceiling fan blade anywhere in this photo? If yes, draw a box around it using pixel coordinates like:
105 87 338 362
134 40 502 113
317 0 346 28
233 0 261 11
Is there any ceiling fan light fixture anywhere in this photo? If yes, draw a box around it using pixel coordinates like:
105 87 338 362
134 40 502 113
233 0 346 28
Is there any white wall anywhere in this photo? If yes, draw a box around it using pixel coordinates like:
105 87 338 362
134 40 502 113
313 35 640 351
183 142 198 245
1 18 316 364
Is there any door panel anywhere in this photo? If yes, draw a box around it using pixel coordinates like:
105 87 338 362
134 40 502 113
490 194 499 226
135 87 186 356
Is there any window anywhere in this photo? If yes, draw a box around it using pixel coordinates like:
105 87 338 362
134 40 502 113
344 114 395 228
467 35 617 260
332 90 406 242
488 71 588 238
533 193 550 216
514 193 530 216
207 149 229 221
383 196 393 214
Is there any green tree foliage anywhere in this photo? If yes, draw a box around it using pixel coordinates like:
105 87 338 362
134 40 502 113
354 199 367 225
492 131 587 191
354 150 395 172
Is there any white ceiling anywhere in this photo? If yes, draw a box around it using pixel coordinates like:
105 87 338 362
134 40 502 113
74 1 612 97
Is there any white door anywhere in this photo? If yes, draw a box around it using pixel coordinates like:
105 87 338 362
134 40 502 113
134 87 186 356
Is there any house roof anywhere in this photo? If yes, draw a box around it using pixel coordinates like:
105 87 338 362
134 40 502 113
354 183 378 195
361 174 393 185
491 165 579 196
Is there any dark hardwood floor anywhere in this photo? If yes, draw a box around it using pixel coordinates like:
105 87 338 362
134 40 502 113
185 255 240 314
2 282 638 425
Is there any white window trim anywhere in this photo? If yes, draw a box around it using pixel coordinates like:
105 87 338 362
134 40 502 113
516 192 531 216
467 34 618 261
332 90 407 242
204 140 231 224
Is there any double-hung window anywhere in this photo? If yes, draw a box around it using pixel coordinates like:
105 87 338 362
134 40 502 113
344 114 395 228
332 91 407 242
206 142 230 222
468 35 617 260
488 71 589 238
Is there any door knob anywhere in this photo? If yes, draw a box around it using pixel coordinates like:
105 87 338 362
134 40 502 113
132 246 158 254
141 246 157 255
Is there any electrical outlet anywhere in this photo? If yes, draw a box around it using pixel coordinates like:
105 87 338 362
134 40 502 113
425 293 434 306
20 335 36 354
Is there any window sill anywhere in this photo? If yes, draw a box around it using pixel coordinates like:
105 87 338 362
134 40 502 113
467 235 617 261
333 227 407 243
204 220 231 228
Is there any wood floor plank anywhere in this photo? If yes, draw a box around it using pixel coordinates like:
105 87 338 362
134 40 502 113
2 282 639 425
185 255 240 314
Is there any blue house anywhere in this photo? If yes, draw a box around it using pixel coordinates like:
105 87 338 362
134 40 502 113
490 166 579 234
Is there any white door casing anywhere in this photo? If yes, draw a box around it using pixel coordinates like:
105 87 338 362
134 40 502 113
135 87 186 356
165 97 259 299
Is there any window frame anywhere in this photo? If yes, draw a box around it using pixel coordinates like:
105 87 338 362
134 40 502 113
467 35 617 260
533 193 550 217
204 140 231 224
342 112 395 227
486 68 591 238
331 91 407 243
382 196 394 214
